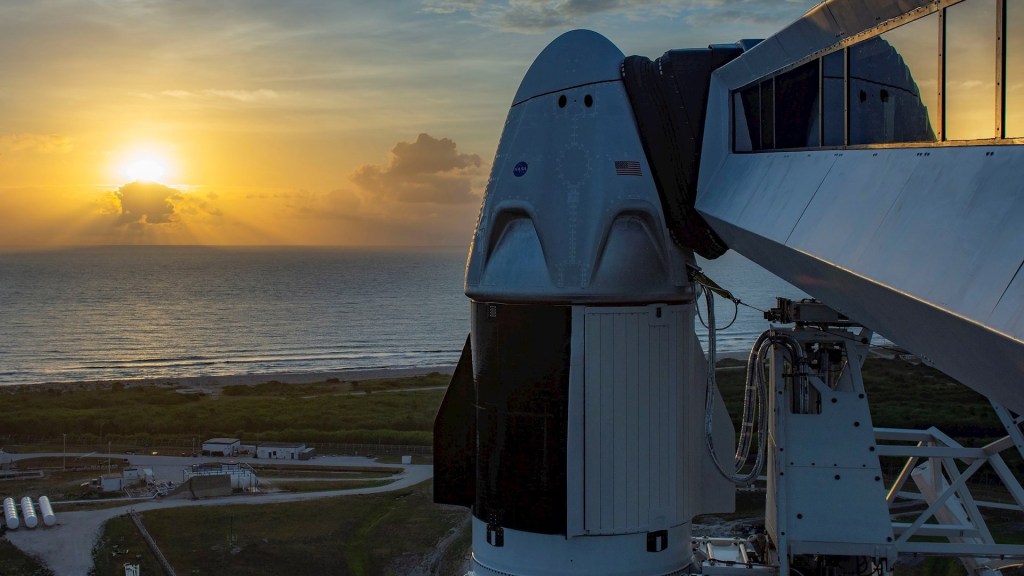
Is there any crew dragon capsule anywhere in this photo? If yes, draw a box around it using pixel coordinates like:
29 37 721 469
434 30 745 575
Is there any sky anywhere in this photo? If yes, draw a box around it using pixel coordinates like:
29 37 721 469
0 0 815 248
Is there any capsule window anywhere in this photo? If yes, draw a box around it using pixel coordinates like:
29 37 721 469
558 94 567 108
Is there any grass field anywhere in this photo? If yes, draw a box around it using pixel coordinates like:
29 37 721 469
0 358 1018 575
0 539 54 576
91 480 467 576
0 457 129 504
0 372 450 449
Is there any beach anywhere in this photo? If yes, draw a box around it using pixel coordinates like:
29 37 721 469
7 365 458 395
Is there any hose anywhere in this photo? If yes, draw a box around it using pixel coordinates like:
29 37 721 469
702 285 807 485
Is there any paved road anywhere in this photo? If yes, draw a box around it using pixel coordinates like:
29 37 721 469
5 452 433 576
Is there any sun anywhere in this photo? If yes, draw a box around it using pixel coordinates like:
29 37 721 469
122 156 168 183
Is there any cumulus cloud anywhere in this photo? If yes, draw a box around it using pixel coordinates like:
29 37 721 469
0 133 73 154
114 181 181 225
350 133 483 204
419 0 805 32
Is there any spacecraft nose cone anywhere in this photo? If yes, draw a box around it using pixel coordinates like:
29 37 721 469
513 29 625 105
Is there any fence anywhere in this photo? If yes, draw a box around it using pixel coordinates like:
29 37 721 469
0 435 433 457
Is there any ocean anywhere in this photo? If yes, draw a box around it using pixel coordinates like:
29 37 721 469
0 246 806 385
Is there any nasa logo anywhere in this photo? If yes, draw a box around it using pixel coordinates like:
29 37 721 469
513 161 528 177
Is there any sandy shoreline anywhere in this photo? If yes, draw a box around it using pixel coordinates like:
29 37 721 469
8 350 800 393
8 365 458 394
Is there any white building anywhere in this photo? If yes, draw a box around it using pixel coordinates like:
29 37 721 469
201 438 240 456
255 442 314 460
185 461 258 491
100 473 125 492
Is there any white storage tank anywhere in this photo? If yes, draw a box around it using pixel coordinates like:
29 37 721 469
3 497 19 530
20 497 37 529
38 496 56 527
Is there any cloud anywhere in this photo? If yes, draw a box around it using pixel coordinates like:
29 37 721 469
0 133 73 154
155 88 282 102
114 181 181 225
419 0 672 31
350 133 483 204
419 0 809 33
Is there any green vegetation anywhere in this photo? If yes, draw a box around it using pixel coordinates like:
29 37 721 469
92 480 468 576
0 539 54 576
261 479 392 492
90 514 163 576
2 358 1020 576
861 359 1003 435
0 457 128 502
0 373 450 449
714 357 1003 436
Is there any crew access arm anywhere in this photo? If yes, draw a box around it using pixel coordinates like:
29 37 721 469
691 0 1024 414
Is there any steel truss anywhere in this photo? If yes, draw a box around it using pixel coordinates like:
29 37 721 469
696 306 1024 575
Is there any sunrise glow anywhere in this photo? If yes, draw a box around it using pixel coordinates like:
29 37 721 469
122 157 168 183
0 2 815 248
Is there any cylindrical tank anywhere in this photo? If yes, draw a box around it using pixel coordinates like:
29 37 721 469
3 497 19 530
38 496 56 527
20 497 37 529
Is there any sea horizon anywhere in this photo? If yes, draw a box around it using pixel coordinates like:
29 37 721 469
0 245 812 386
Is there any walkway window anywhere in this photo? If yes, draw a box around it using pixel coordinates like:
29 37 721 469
1006 0 1024 137
728 0 1017 151
759 79 775 150
775 60 820 148
945 0 998 140
822 50 845 146
735 81 772 151
734 91 754 151
849 13 938 144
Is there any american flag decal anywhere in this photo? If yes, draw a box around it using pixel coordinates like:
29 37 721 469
615 160 642 176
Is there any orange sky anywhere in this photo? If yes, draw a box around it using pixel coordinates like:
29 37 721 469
0 1 814 247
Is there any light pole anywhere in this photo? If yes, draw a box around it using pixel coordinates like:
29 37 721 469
62 433 66 471
107 440 111 474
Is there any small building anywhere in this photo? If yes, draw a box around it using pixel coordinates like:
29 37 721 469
255 442 314 460
202 438 240 457
184 462 258 491
100 473 125 492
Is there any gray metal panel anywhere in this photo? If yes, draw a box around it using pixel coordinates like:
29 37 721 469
784 149 921 268
466 30 693 304
566 307 587 537
709 146 1024 350
583 306 684 535
786 468 893 545
512 29 623 106
699 152 840 246
700 216 1024 414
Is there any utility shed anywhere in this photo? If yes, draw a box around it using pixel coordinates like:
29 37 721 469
255 442 311 460
100 474 125 492
202 438 240 456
